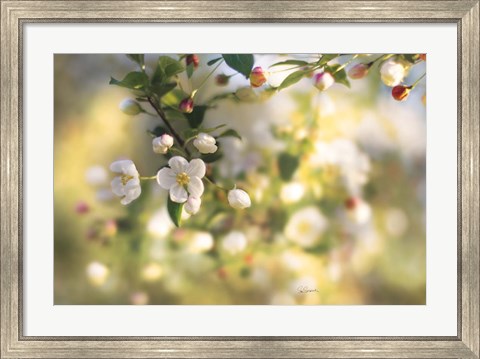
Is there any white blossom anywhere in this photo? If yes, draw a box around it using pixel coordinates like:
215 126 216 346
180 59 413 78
227 189 251 209
285 206 328 248
222 231 247 255
156 156 205 204
189 231 214 253
85 165 108 186
193 133 218 154
380 60 406 87
110 160 141 205
86 261 109 286
152 134 174 154
184 196 201 215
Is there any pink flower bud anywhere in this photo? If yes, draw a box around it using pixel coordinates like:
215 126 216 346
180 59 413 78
419 54 426 61
313 72 335 91
249 66 267 88
392 85 412 101
179 97 194 113
348 63 369 79
186 54 199 68
75 201 90 214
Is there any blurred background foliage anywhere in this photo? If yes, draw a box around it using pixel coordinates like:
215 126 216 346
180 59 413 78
54 54 426 305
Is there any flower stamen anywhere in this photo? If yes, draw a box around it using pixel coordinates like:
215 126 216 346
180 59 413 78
176 172 190 186
121 174 134 185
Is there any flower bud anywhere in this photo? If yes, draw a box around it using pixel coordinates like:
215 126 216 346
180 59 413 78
179 97 194 113
235 86 258 102
228 189 251 209
380 60 406 87
193 132 218 154
348 63 369 79
186 54 200 68
152 134 174 154
215 74 230 86
119 98 142 116
313 72 335 91
249 66 267 88
184 196 201 215
391 85 412 101
419 54 426 61
75 201 90 214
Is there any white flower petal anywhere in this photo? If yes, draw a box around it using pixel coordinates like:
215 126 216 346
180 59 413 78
110 160 133 174
186 158 206 178
187 176 204 197
111 177 125 196
168 156 188 174
121 185 141 205
156 167 177 190
184 196 201 215
170 184 188 203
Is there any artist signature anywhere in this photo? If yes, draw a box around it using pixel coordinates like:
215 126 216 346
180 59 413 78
296 285 319 294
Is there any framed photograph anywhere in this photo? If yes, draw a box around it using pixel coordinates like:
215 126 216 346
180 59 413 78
1 1 478 358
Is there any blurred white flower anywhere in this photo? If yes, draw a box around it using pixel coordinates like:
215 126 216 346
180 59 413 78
380 60 406 87
130 291 149 305
85 165 108 186
222 231 247 255
281 250 304 272
141 262 163 282
152 134 174 154
96 188 115 202
280 182 305 203
147 207 174 238
285 206 328 248
156 156 205 203
110 160 141 205
308 139 370 195
193 133 218 154
385 208 409 236
189 231 214 253
345 197 372 225
228 189 251 209
184 196 201 215
86 261 109 286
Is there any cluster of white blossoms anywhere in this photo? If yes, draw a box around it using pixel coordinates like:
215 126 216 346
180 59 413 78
110 153 251 218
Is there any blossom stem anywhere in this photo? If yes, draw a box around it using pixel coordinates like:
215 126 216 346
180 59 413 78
204 175 229 191
193 60 224 96
411 73 426 88
333 54 359 74
146 96 191 157
140 175 157 180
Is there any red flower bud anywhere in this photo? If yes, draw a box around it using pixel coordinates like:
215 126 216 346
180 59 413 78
392 85 412 101
345 197 359 210
179 97 194 113
186 54 199 68
313 72 335 91
348 63 369 80
419 54 426 61
249 66 267 88
215 74 230 86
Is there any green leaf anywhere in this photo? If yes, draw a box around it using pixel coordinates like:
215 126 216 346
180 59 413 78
318 54 339 67
126 54 145 69
207 57 223 66
152 56 185 84
269 60 308 68
186 63 194 78
218 129 242 140
161 88 189 108
149 126 167 137
201 151 223 163
185 105 209 128
222 54 254 79
278 70 309 90
167 197 183 227
151 82 177 98
200 124 226 133
326 65 351 88
109 72 149 90
278 153 299 181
